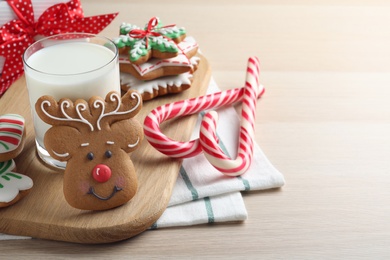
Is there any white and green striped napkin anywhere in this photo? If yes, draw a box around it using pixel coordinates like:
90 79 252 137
151 78 285 228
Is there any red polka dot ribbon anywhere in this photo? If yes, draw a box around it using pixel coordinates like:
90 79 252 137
0 0 118 96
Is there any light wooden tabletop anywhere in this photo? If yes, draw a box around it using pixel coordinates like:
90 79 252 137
2 0 390 258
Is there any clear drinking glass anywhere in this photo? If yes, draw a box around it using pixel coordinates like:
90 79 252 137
23 33 120 169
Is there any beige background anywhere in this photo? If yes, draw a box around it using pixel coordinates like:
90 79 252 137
2 0 390 258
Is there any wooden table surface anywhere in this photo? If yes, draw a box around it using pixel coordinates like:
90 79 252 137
2 0 390 258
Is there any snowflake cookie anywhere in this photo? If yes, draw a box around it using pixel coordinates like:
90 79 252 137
119 37 199 81
113 17 187 65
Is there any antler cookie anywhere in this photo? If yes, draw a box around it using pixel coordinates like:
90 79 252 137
35 90 143 211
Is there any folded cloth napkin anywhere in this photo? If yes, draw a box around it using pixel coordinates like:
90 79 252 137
0 78 285 239
151 78 285 228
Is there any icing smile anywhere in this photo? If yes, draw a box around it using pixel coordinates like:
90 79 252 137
87 185 122 200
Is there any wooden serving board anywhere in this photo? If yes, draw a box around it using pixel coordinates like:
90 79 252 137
0 55 211 244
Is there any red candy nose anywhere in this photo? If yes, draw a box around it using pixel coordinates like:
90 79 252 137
92 164 112 183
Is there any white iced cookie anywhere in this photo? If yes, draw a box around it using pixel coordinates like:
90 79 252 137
0 159 33 208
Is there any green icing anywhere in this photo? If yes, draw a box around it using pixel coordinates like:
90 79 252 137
129 40 148 61
0 142 9 151
150 20 186 39
149 37 178 52
0 160 12 175
1 175 10 181
6 173 22 180
128 37 178 62
153 26 186 40
120 23 139 35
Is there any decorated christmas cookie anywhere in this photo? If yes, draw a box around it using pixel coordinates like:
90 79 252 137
121 72 192 101
119 37 199 81
0 114 26 162
35 90 144 210
120 56 200 101
0 159 33 208
114 17 187 65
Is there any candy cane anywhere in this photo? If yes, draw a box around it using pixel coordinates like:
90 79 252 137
143 56 262 175
199 57 260 176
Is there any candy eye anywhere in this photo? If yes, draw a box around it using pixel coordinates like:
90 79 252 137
87 152 94 161
105 150 112 158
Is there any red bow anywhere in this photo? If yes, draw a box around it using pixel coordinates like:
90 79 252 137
0 0 118 96
129 17 176 49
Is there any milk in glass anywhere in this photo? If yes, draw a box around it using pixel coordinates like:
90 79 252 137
24 36 120 168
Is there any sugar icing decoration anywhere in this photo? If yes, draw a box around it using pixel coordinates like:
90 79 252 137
121 72 193 94
114 17 186 63
0 159 33 204
41 100 94 131
128 137 140 148
122 53 193 76
40 92 141 132
94 92 141 131
51 150 70 158
0 114 25 153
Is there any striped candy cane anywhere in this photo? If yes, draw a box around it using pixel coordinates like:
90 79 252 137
199 57 260 176
143 56 262 175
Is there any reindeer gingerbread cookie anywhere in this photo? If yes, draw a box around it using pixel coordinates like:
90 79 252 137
35 90 143 211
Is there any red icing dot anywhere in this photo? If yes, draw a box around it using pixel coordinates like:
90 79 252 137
92 164 112 183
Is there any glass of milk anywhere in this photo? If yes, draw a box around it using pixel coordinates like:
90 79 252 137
23 33 120 169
